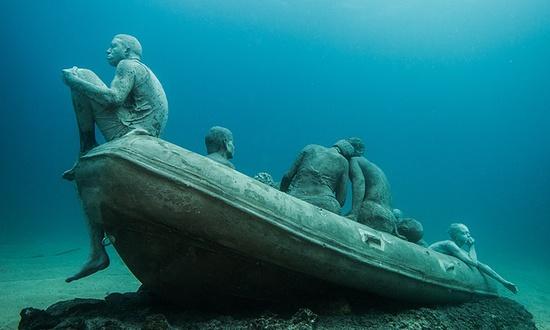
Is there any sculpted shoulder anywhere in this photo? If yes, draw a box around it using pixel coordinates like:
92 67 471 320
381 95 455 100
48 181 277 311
430 240 457 252
330 150 349 169
301 144 321 155
116 59 141 74
356 157 384 174
303 144 318 151
353 156 368 167
339 154 350 167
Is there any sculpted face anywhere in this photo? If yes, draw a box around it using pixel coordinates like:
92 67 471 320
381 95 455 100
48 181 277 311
452 224 473 246
225 138 235 159
106 38 127 66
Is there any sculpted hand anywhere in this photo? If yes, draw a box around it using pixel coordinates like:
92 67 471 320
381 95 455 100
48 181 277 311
62 66 79 86
504 281 518 294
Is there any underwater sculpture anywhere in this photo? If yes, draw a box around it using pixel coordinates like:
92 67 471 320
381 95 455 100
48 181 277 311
396 217 427 246
429 223 518 294
346 138 400 235
71 135 503 304
205 126 235 169
62 34 168 180
280 140 354 215
62 34 168 282
392 208 427 246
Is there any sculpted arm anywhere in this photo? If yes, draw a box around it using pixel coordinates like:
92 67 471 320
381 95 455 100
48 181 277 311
462 240 515 291
445 242 479 267
349 158 365 216
336 160 349 207
456 245 517 292
280 149 306 192
466 243 478 262
476 262 518 292
67 61 135 107
430 241 477 266
434 241 517 292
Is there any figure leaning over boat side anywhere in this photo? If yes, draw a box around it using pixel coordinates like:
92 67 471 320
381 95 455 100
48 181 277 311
205 126 235 169
393 208 428 246
280 139 354 215
346 137 401 236
62 34 168 283
430 223 518 294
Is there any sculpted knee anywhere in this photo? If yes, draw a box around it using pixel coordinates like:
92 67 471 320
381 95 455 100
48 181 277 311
76 68 104 86
75 68 94 77
358 202 396 233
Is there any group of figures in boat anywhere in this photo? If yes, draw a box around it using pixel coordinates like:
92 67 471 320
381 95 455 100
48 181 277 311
60 34 517 294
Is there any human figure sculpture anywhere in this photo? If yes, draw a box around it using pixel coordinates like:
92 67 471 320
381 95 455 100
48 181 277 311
429 223 518 293
346 138 399 235
62 34 168 180
397 217 427 246
205 126 235 169
392 208 427 246
62 34 168 282
280 140 354 214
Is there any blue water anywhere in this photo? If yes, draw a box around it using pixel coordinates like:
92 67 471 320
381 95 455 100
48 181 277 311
1 0 549 270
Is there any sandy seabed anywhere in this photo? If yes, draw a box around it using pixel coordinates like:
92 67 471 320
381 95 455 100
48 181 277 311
0 240 140 329
0 239 548 329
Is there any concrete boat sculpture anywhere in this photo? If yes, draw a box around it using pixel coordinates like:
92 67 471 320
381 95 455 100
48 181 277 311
74 135 498 304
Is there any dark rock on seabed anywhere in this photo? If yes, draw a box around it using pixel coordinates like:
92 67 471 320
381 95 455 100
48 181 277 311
19 289 536 330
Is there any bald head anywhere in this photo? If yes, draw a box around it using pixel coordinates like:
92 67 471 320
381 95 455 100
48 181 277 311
448 223 473 247
114 34 142 60
333 139 354 159
205 126 234 156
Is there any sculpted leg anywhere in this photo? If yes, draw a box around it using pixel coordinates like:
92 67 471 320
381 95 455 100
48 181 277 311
64 70 113 281
71 91 97 154
63 69 107 181
66 188 110 282
357 201 398 234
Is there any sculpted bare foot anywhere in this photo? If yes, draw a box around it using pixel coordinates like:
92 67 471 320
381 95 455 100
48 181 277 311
65 252 110 283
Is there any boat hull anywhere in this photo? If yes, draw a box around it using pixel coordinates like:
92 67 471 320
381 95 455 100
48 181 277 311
75 135 498 304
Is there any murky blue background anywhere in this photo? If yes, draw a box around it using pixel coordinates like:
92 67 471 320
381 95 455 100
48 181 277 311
1 1 549 263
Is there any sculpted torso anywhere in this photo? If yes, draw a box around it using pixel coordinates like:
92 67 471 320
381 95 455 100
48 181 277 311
112 59 168 134
354 157 392 206
429 240 459 256
287 145 347 197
